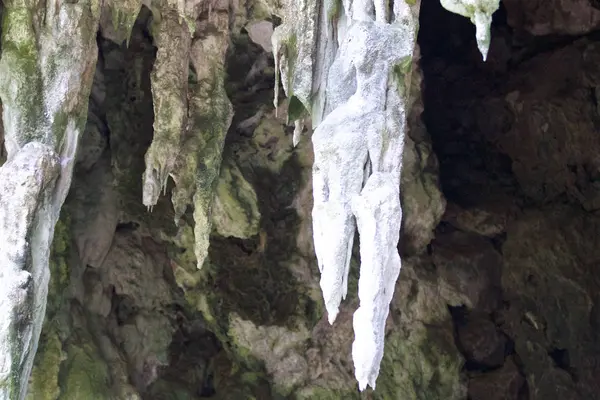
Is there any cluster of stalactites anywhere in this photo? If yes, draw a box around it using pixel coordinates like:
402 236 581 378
273 0 500 392
139 2 233 270
310 0 420 391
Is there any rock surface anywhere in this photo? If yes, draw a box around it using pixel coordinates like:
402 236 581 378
0 0 599 399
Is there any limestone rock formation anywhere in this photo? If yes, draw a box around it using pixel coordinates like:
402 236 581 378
0 0 100 395
440 0 501 60
2 0 600 399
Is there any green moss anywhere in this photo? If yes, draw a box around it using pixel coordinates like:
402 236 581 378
46 210 72 318
327 0 343 23
0 6 45 145
58 341 110 400
373 326 464 400
392 56 413 97
287 95 307 123
295 386 360 400
284 33 298 96
27 332 63 400
212 157 261 239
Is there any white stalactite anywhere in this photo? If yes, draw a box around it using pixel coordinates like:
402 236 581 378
274 0 501 393
440 0 501 60
310 0 419 390
0 143 60 399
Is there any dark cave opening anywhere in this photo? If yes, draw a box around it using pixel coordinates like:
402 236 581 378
419 0 600 399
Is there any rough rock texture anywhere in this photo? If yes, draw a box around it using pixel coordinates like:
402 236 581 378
0 143 60 397
0 0 100 396
421 1 600 398
1 0 600 399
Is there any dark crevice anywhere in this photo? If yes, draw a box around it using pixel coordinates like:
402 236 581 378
115 221 140 232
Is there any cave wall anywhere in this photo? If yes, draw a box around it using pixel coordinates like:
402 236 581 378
421 1 600 399
3 0 600 399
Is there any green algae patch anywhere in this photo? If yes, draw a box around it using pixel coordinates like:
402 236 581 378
0 6 46 146
287 95 307 123
58 341 110 400
392 56 413 97
327 0 343 23
27 210 73 399
373 325 465 400
212 156 261 239
47 211 72 317
295 386 360 400
27 332 63 400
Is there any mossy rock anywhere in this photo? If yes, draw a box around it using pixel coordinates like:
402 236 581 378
58 341 111 399
373 324 465 400
212 157 261 239
27 332 63 400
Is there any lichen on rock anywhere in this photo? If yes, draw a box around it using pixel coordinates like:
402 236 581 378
229 313 310 395
173 17 233 270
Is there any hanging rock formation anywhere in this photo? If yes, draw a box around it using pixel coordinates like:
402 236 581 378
0 0 100 396
5 0 600 399
440 0 501 60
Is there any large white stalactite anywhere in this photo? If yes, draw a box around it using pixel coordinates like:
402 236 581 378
311 0 420 390
274 0 422 390
274 0 500 392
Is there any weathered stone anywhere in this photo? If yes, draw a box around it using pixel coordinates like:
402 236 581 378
503 0 600 35
246 21 274 52
432 231 503 312
468 357 524 400
444 203 510 237
229 313 310 395
401 47 446 254
457 315 506 367
500 207 600 399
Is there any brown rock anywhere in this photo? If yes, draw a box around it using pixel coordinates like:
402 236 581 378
503 0 600 36
458 316 506 367
468 357 524 400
